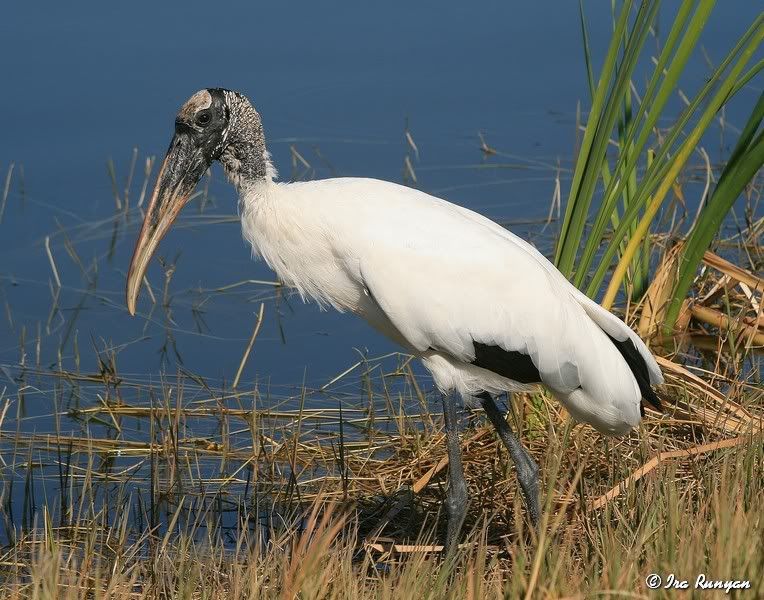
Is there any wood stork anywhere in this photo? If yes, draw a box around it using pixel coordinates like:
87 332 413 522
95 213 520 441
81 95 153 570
126 88 664 548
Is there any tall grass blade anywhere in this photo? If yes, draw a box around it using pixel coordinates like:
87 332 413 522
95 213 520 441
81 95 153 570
574 0 712 290
582 11 761 298
600 21 763 308
663 92 764 331
555 0 637 275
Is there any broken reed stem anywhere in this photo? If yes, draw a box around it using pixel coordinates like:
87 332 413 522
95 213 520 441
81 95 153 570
123 147 138 214
588 434 757 511
0 163 13 225
107 158 121 211
142 275 157 306
691 304 764 347
44 236 61 289
232 302 265 389
137 156 155 208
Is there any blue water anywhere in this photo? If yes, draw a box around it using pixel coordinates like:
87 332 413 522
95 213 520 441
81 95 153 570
0 1 761 545
0 3 760 410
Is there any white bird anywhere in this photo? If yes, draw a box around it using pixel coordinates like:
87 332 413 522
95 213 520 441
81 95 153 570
126 89 664 549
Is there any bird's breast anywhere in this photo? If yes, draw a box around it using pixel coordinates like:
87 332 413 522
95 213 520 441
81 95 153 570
239 188 366 313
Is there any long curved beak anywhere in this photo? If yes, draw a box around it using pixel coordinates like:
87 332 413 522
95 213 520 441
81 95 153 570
126 132 209 315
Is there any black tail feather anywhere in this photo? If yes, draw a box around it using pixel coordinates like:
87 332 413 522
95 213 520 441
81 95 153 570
607 335 662 412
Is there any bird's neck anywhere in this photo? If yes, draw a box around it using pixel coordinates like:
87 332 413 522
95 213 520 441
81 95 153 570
219 103 277 192
220 145 278 193
220 143 278 194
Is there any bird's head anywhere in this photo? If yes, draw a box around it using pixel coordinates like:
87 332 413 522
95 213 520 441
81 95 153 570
126 88 267 316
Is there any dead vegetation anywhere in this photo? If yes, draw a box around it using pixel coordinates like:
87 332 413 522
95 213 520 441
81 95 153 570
0 241 761 597
0 72 761 598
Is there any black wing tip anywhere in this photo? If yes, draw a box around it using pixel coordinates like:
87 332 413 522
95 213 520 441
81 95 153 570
606 334 663 414
642 386 663 413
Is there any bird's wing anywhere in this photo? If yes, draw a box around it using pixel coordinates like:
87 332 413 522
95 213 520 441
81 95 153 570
446 201 663 386
357 243 586 394
322 179 608 394
288 177 660 403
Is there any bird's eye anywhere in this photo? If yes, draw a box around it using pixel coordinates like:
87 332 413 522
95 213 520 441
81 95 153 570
195 110 212 127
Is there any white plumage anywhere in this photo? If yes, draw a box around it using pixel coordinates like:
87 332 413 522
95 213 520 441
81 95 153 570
238 174 663 436
127 89 665 543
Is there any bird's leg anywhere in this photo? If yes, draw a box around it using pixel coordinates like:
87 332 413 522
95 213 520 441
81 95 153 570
478 392 540 526
441 392 468 552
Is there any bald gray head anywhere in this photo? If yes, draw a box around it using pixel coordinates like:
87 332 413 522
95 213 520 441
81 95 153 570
126 88 270 315
173 88 269 187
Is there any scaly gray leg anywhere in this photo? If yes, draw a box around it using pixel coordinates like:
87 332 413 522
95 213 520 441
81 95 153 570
478 392 540 526
441 392 468 552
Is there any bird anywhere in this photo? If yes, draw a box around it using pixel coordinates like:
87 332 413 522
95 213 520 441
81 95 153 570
126 88 664 550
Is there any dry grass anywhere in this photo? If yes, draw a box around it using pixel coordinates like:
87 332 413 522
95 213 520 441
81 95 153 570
2 451 762 600
0 74 761 598
0 176 762 596
0 312 761 598
0 423 761 598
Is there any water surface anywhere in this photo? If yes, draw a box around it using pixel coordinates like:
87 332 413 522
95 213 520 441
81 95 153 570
0 2 760 540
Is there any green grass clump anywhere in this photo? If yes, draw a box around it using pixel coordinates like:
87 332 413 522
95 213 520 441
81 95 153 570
556 0 763 315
